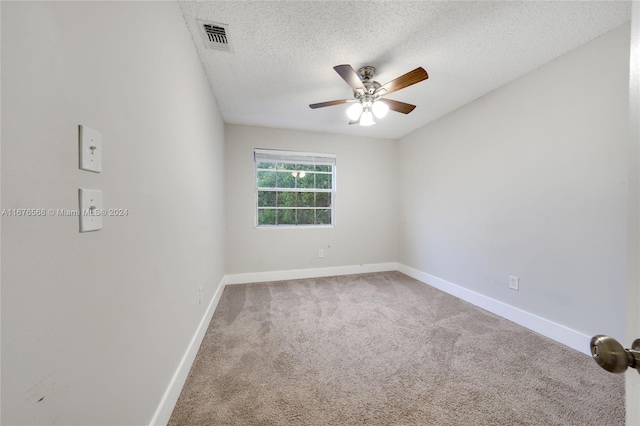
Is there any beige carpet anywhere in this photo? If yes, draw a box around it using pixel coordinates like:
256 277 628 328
169 271 624 425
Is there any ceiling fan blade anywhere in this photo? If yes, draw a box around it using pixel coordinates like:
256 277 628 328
348 119 359 125
379 98 416 114
334 65 365 94
375 67 428 96
309 99 352 109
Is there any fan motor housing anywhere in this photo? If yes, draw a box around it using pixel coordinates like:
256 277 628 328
354 66 381 96
354 79 381 98
358 66 376 79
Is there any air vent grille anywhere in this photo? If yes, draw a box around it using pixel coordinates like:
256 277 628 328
197 20 233 52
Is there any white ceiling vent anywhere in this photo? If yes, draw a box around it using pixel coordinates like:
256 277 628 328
197 20 233 52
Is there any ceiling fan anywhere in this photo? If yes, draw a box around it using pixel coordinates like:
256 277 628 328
309 64 428 126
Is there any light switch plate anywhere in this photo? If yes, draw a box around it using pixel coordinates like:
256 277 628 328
78 188 103 232
79 125 102 172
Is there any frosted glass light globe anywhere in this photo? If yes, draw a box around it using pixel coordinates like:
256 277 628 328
372 100 389 118
346 102 363 121
360 110 375 126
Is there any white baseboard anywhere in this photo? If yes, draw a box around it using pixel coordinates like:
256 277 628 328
397 264 591 356
149 276 227 426
224 262 398 285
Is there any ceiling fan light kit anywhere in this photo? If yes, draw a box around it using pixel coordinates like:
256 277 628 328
372 100 389 118
310 64 428 127
360 108 375 126
346 102 363 121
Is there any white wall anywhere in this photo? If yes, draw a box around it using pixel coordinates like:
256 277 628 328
1 2 225 425
225 124 397 275
398 24 630 343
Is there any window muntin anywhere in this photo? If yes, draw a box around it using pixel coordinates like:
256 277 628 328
255 149 336 227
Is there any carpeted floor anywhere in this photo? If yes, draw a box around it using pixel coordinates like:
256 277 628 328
169 271 624 425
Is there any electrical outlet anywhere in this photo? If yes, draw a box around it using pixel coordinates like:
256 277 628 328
318 249 324 258
509 275 519 291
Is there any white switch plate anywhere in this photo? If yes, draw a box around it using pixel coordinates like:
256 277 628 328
319 249 324 258
509 275 519 291
79 125 102 173
78 188 103 232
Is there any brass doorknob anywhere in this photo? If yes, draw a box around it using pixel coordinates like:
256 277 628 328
590 335 640 374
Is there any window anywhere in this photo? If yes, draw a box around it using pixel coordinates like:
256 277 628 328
255 149 336 227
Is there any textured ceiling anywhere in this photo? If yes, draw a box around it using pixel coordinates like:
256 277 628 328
179 1 631 140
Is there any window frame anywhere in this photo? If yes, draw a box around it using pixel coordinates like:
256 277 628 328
254 149 336 228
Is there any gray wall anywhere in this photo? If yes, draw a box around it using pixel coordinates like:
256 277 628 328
398 24 630 341
225 124 398 274
1 2 226 425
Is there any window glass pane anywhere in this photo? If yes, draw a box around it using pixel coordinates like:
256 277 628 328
297 209 315 225
278 192 296 207
257 171 276 188
297 164 316 172
316 209 331 225
276 172 295 188
296 172 315 189
298 192 315 207
277 209 296 225
258 191 276 207
258 209 276 225
315 165 331 172
316 192 331 207
276 162 293 171
316 173 332 189
257 162 275 170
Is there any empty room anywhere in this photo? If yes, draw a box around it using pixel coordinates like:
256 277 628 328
2 1 640 425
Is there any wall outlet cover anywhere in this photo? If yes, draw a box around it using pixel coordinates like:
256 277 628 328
509 275 519 291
